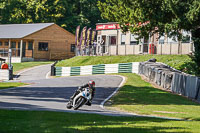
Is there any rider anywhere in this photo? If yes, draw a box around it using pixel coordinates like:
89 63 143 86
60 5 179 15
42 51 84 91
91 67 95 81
70 80 95 106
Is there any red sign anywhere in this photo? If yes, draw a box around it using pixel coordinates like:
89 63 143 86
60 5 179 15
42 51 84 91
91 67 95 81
96 24 120 30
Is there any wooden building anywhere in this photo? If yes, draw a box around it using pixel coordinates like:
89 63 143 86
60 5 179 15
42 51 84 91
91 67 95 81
0 23 75 62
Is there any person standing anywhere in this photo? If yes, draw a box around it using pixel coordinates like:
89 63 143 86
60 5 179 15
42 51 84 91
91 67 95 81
93 40 97 55
1 61 8 69
100 39 105 55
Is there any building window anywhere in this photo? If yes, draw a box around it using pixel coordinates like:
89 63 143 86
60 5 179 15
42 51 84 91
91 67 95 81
121 34 126 45
28 41 33 50
38 42 48 51
130 34 139 45
0 42 2 46
11 42 16 48
5 42 9 46
109 36 116 45
71 44 75 52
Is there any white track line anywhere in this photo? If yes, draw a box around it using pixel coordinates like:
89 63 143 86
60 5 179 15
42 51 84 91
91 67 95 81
46 71 51 79
100 75 126 109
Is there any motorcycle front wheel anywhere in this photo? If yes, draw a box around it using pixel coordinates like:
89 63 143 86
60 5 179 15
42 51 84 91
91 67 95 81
74 97 86 110
66 101 73 109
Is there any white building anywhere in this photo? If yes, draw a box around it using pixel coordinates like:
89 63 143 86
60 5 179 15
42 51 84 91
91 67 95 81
96 22 194 55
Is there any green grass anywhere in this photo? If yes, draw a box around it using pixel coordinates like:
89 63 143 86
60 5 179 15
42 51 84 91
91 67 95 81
106 73 200 121
1 56 199 132
56 55 197 75
0 74 200 132
12 61 53 73
0 82 27 89
0 109 200 133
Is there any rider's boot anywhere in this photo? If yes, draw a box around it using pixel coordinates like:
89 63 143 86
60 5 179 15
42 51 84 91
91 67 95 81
86 100 92 106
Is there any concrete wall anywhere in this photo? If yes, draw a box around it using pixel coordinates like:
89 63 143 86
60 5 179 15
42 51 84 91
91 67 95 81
157 43 193 55
0 69 9 80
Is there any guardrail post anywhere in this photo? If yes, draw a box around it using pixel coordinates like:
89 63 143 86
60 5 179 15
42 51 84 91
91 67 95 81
9 66 13 80
51 61 57 76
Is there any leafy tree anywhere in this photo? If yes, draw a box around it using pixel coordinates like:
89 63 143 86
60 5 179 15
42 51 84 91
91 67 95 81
0 0 107 33
72 0 107 30
98 0 200 75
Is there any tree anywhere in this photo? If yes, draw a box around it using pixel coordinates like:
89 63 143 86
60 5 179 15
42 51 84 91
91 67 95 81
72 0 107 31
98 0 200 75
0 0 107 33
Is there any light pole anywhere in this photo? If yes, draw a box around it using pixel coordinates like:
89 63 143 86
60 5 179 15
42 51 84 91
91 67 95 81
8 48 12 69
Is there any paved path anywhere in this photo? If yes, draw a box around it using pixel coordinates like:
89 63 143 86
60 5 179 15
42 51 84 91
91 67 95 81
0 64 134 116
14 64 52 81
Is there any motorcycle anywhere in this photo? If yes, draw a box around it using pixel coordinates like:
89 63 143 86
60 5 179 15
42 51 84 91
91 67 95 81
66 87 92 110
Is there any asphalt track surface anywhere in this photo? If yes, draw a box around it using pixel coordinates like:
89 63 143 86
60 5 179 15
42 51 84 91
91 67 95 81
0 64 134 116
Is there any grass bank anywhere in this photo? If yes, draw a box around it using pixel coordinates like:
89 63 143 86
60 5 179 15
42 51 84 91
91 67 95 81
0 82 27 89
12 61 53 73
106 73 200 121
56 55 196 75
0 109 199 133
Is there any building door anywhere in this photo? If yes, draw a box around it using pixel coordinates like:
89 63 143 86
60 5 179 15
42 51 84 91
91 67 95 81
17 42 21 57
97 35 102 54
102 35 106 53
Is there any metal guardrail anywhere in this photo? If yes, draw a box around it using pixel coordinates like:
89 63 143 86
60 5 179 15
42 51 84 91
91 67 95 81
54 62 139 76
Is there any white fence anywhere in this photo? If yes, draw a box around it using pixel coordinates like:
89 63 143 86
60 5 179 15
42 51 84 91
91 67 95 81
75 42 193 56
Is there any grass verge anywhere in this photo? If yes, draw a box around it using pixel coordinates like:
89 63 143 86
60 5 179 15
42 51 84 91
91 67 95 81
12 61 53 73
0 82 27 89
106 73 200 121
0 109 199 133
56 55 196 75
0 73 200 132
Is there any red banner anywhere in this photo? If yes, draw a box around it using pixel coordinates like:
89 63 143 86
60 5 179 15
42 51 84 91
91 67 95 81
75 25 80 46
96 24 120 30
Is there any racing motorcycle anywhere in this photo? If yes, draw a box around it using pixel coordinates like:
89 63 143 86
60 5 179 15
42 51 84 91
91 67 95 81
66 87 92 110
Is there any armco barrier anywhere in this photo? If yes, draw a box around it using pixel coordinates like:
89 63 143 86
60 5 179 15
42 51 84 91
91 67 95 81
70 67 81 76
55 62 139 76
92 64 105 74
54 61 200 103
139 62 200 103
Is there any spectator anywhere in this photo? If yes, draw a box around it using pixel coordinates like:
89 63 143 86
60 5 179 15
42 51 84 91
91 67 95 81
1 61 8 69
93 40 97 55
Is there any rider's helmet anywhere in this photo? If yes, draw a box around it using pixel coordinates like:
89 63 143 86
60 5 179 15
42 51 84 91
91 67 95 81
88 80 95 88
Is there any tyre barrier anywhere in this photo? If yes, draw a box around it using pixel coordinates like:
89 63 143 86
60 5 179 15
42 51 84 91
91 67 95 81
139 62 200 102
